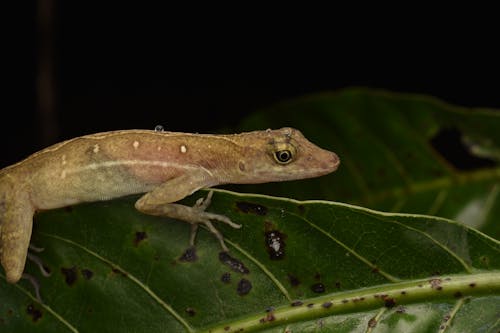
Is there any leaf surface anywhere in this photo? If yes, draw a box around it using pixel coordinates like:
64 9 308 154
1 190 499 332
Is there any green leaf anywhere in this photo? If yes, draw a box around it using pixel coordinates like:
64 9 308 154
1 190 499 332
230 88 500 239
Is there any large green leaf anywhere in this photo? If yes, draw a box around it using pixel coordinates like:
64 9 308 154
230 88 500 239
1 190 499 332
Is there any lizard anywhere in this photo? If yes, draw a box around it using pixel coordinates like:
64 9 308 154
0 127 339 284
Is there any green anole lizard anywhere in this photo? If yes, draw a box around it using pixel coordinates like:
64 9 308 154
0 127 339 284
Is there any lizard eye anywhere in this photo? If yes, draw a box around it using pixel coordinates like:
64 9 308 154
274 149 293 164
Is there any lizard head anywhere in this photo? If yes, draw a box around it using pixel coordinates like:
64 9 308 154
233 127 340 184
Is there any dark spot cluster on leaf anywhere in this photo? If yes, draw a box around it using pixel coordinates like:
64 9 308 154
133 231 148 247
288 274 300 287
61 266 78 286
26 304 42 322
291 300 303 307
335 281 341 289
219 252 249 274
237 278 252 296
307 303 314 308
341 299 349 304
311 283 325 293
221 272 231 284
235 201 268 215
454 291 463 298
469 282 476 288
430 127 497 170
265 230 286 260
185 307 196 317
179 247 198 262
81 269 94 280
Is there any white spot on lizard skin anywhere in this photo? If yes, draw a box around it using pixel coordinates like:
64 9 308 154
180 145 187 153
60 170 67 179
93 144 100 153
133 141 140 149
61 155 67 165
157 146 162 151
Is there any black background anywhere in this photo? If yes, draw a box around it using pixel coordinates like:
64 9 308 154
6 3 500 168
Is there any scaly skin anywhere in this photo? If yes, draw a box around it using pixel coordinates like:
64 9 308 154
0 127 339 283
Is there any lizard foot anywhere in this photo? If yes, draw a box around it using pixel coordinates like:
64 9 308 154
188 191 241 252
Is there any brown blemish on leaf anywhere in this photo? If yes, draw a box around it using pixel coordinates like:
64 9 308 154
26 304 42 322
235 201 268 215
368 317 377 328
454 291 463 298
61 266 78 286
291 300 303 307
219 252 249 274
384 297 396 308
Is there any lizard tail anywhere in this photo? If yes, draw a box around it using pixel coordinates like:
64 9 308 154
0 177 35 283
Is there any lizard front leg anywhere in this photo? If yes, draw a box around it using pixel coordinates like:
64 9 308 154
135 173 241 252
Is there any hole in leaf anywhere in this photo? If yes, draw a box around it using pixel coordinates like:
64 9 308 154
430 128 496 170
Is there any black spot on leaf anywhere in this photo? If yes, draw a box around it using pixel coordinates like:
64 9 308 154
133 231 147 247
179 247 198 262
185 307 196 316
384 297 396 308
288 274 300 287
235 201 268 215
61 266 78 286
311 283 325 293
291 300 303 307
26 304 42 322
221 272 231 284
322 301 332 309
237 278 252 295
81 269 93 280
